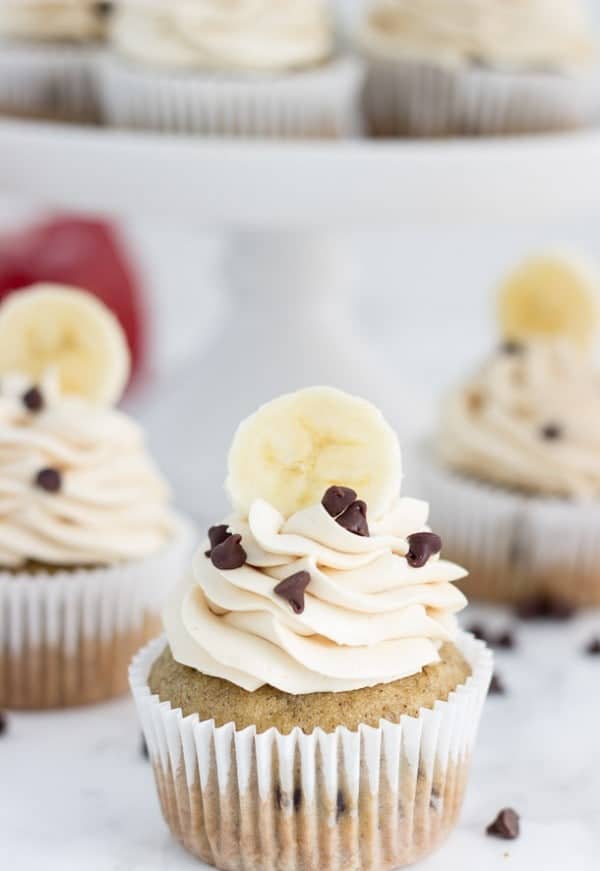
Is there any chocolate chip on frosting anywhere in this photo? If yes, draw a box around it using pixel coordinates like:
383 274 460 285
336 500 369 537
35 467 62 493
406 532 442 568
205 524 231 557
274 571 311 614
486 808 520 840
540 423 562 441
322 486 357 517
22 386 44 412
210 534 246 570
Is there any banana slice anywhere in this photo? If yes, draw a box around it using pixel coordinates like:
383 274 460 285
498 251 600 348
0 284 130 405
227 386 402 520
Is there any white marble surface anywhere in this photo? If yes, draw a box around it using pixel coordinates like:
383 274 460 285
2 605 599 871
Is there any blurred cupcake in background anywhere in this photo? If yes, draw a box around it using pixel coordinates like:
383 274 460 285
0 284 191 710
100 0 363 137
358 0 599 137
0 0 112 122
421 251 600 607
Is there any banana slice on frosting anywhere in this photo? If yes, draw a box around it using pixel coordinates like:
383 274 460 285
226 386 402 520
0 284 130 405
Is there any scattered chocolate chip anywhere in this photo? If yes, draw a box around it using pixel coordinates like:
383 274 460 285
467 623 489 643
322 485 357 518
489 673 506 695
406 532 442 568
336 790 346 820
501 340 525 355
584 638 600 656
486 808 520 840
205 524 231 557
140 734 148 759
0 711 7 735
515 592 575 622
35 467 62 493
540 423 562 441
336 500 369 537
22 386 44 412
274 571 311 615
293 787 302 812
210 534 246 570
496 630 516 650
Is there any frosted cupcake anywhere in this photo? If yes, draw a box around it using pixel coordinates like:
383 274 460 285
130 386 492 871
0 284 191 709
0 0 111 121
100 0 362 137
358 0 599 137
421 251 600 606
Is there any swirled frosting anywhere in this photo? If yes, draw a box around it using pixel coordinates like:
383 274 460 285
439 340 600 499
110 0 334 71
0 1 110 42
358 0 596 69
165 495 467 694
0 371 175 568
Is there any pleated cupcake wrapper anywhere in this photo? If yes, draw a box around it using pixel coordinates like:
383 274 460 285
0 41 102 122
130 632 492 871
98 54 364 138
362 54 600 137
420 454 600 606
0 515 195 709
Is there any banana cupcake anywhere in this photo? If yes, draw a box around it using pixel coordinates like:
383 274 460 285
130 386 492 871
0 0 112 121
100 0 362 137
0 284 191 709
358 0 599 137
421 251 600 606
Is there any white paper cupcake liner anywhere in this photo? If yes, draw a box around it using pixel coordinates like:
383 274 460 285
419 452 600 606
130 631 492 871
0 41 102 122
0 515 195 709
362 54 600 137
99 54 364 138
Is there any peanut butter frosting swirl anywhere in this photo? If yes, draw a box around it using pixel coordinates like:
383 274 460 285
439 340 600 499
165 494 467 694
0 371 175 568
110 0 334 71
0 1 111 42
359 0 596 69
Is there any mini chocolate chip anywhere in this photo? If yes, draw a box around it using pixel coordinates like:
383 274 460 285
336 500 369 537
22 386 44 412
35 467 62 493
336 790 346 820
0 711 7 735
140 734 148 759
515 592 575 622
487 808 520 840
274 571 311 615
489 673 506 695
495 630 516 650
205 524 231 557
501 340 525 355
322 485 357 518
406 532 442 568
585 638 600 656
467 623 489 643
540 423 562 441
293 787 302 812
210 534 246 570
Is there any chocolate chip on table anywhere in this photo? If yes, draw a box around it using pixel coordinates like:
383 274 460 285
274 571 311 615
495 630 516 650
540 423 562 441
22 386 44 412
500 340 525 356
406 532 442 568
486 808 520 840
467 623 489 643
489 673 506 695
0 711 7 735
205 524 231 557
336 500 369 537
322 485 357 518
584 638 600 656
34 467 62 493
515 592 575 621
210 534 246 570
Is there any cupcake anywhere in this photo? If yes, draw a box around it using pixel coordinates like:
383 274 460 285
130 386 492 870
358 0 599 137
0 0 112 122
100 0 362 137
421 250 600 606
0 284 191 709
